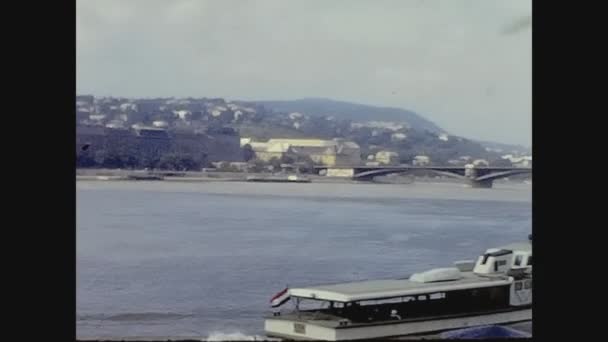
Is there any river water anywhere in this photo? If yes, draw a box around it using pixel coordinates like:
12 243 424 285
76 181 531 339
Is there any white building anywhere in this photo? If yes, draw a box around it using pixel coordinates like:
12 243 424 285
105 120 125 129
376 151 400 165
119 103 137 112
391 133 407 142
173 110 191 120
501 155 532 167
413 155 431 166
289 112 304 120
89 114 106 121
152 120 169 128
472 159 489 167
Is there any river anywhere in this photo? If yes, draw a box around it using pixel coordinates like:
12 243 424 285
76 181 531 339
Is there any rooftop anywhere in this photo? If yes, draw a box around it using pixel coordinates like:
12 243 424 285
289 272 510 302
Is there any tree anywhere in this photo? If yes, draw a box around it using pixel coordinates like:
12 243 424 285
98 151 124 169
250 159 267 173
191 111 203 121
76 153 96 168
158 153 202 171
280 154 295 164
268 157 282 171
242 144 255 162
142 156 161 170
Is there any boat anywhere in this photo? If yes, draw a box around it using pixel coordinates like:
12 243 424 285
264 236 532 340
126 174 164 181
246 175 311 183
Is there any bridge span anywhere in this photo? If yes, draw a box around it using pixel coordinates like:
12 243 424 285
313 165 532 188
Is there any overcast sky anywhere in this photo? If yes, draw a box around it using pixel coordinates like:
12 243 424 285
77 0 531 146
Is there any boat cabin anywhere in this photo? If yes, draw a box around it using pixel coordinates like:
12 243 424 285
279 272 515 325
266 239 532 340
473 242 532 276
275 241 532 324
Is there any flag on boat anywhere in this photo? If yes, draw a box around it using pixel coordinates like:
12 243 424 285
270 288 290 308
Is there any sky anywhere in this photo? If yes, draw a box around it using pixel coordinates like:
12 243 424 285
77 0 531 147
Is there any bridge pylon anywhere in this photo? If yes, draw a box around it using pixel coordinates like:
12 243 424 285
468 179 494 188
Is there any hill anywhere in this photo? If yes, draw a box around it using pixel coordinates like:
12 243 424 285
255 98 444 133
475 140 531 155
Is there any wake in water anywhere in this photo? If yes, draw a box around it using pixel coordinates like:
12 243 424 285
206 331 280 341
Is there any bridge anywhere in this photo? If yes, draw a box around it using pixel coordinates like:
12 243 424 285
313 165 532 188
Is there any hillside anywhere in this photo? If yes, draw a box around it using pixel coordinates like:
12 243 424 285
256 98 528 155
255 98 444 133
475 140 531 155
77 95 525 167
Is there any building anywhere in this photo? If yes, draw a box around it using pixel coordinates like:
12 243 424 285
76 95 95 106
132 126 172 162
375 151 400 165
270 139 360 166
249 141 291 162
413 155 431 166
391 133 407 142
76 125 106 155
242 138 361 166
197 127 242 162
76 123 242 168
105 120 126 129
501 154 532 168
240 137 253 147
472 159 489 167
134 98 167 114
153 120 169 128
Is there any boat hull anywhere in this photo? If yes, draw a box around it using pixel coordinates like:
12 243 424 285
265 308 531 341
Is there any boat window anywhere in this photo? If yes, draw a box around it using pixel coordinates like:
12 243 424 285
481 254 489 265
527 256 532 266
296 299 332 310
524 280 532 289
494 261 498 272
515 282 523 291
514 255 523 266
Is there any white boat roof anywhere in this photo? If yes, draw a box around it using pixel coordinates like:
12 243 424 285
289 272 511 302
496 241 532 253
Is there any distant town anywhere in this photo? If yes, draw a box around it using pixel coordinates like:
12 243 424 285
76 95 532 176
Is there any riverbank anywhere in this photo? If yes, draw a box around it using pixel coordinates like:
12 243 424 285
76 168 397 184
76 168 529 186
77 178 531 203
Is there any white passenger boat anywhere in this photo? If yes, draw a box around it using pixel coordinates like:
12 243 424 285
264 237 532 340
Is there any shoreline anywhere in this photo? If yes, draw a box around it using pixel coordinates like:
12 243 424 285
75 169 530 186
